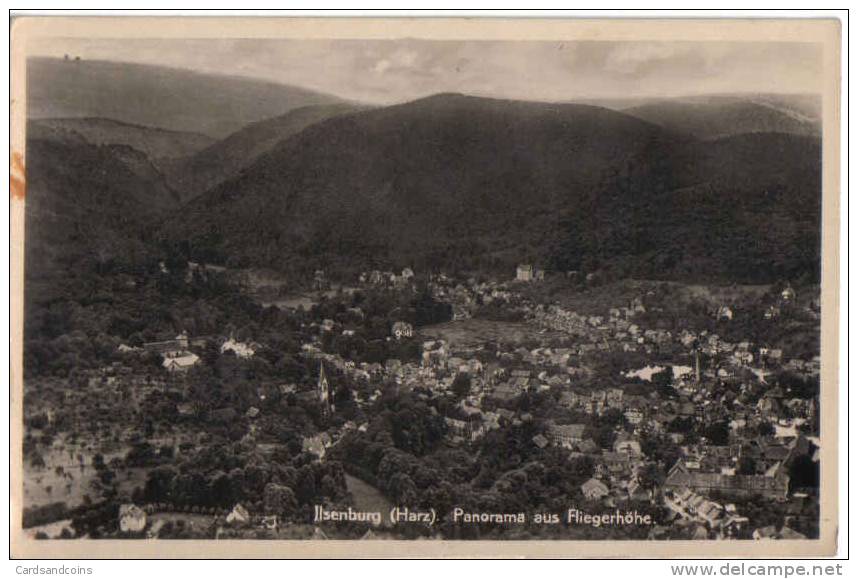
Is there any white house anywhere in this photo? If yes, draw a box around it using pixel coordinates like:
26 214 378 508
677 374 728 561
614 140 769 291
581 478 610 500
119 504 147 533
162 351 199 372
516 264 534 282
221 338 255 358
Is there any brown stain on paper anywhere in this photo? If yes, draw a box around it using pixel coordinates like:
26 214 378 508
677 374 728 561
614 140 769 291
10 151 25 200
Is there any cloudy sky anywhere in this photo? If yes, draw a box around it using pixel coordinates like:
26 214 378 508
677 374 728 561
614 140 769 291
29 37 823 104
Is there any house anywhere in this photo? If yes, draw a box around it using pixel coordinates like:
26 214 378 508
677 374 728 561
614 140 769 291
549 423 586 449
781 285 796 302
303 433 332 459
559 391 582 408
162 351 200 372
606 388 624 408
261 515 278 530
144 332 189 355
597 452 635 478
613 433 642 456
516 264 534 282
447 417 486 442
716 306 734 321
664 459 789 500
279 383 298 395
221 338 255 359
757 397 783 419
624 408 645 425
532 434 549 449
575 439 600 455
226 503 251 526
626 479 651 502
664 488 734 533
581 478 610 500
445 417 468 440
118 504 147 533
117 344 141 353
697 500 724 527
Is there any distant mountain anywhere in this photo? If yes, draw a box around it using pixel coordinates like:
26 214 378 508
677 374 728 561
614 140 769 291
29 117 215 165
25 125 178 280
165 93 820 284
163 103 366 202
27 57 347 138
621 95 821 140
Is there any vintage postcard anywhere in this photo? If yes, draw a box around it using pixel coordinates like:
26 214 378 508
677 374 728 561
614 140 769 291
9 16 841 558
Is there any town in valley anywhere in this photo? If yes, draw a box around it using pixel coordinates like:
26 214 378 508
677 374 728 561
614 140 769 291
20 40 824 543
24 259 821 541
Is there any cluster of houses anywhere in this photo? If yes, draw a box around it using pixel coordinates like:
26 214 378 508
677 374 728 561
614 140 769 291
139 333 201 372
663 487 751 539
358 267 415 289
117 332 260 373
116 501 282 539
105 266 818 540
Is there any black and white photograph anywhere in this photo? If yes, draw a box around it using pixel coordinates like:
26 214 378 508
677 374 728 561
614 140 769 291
9 15 841 558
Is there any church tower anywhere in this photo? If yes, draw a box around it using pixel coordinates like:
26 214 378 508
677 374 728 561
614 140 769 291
317 362 334 414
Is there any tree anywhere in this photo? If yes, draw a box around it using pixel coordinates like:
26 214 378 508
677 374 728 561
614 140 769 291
701 421 730 446
263 483 298 517
757 421 776 437
637 462 665 490
789 455 819 491
388 472 418 505
451 373 472 399
143 466 176 503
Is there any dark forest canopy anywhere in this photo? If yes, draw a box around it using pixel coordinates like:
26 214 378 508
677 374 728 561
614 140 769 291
26 92 822 287
164 94 821 284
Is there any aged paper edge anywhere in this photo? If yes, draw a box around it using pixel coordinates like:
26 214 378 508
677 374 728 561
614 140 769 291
9 15 841 559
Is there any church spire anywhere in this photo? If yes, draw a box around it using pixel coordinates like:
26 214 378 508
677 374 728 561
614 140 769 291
317 362 334 414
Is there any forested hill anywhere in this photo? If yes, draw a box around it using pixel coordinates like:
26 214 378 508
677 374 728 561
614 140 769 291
24 125 178 283
166 93 685 274
165 93 821 284
161 103 367 202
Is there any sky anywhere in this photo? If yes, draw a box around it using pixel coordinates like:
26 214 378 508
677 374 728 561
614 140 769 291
28 37 824 104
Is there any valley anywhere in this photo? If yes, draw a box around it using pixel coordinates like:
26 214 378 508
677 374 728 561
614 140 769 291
20 58 823 542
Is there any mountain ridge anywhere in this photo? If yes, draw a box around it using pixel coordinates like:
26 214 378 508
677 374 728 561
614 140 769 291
29 117 216 166
27 57 350 138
